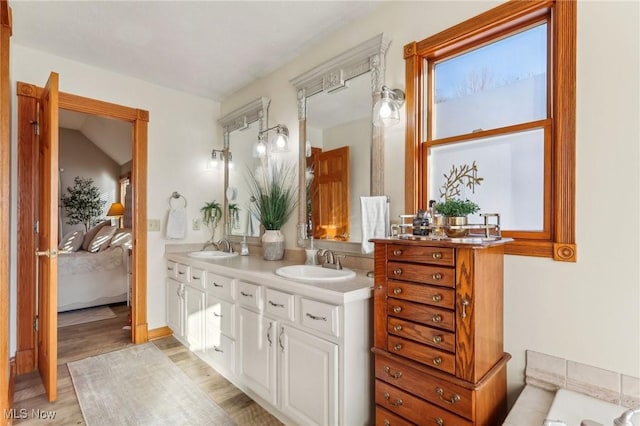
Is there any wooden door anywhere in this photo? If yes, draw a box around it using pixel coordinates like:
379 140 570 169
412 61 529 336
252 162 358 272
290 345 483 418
36 72 59 402
316 146 350 240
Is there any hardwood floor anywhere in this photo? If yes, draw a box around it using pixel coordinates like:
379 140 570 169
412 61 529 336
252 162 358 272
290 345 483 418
12 304 282 425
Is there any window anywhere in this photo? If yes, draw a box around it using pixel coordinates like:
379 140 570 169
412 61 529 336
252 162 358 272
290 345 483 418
404 0 576 261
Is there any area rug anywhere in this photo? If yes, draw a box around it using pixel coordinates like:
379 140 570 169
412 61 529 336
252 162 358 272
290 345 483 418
68 343 235 426
58 306 116 328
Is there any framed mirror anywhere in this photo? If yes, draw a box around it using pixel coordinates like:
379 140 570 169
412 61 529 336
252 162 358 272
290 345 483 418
290 33 390 254
219 97 270 245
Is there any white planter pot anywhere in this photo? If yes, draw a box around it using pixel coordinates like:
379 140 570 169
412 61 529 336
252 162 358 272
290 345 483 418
262 230 285 261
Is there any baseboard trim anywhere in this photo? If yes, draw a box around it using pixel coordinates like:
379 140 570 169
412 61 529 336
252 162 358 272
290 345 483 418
147 326 173 341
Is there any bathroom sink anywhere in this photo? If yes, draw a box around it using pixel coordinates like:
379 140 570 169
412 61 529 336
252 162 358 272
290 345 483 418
187 250 238 259
275 265 356 283
543 389 630 426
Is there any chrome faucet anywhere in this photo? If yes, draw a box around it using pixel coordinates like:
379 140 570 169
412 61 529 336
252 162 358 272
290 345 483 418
217 238 233 253
614 407 640 426
318 249 342 270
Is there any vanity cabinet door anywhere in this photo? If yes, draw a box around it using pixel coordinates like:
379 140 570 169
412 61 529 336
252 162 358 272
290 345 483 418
166 278 184 339
237 307 277 405
184 284 205 351
279 324 338 426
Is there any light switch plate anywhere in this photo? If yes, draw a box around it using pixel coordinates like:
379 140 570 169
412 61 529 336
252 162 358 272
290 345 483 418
192 218 200 230
148 219 161 232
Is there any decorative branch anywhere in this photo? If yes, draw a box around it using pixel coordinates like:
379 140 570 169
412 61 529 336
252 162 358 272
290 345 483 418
439 161 483 200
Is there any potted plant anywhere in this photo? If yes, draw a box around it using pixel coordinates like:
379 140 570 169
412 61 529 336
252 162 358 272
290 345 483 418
434 198 480 238
246 162 298 260
201 200 222 244
228 203 240 231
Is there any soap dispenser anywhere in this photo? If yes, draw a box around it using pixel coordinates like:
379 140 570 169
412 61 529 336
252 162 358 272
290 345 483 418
240 235 249 256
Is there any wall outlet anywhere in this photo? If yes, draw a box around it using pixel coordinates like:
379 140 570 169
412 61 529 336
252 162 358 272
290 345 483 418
148 219 161 232
192 218 200 231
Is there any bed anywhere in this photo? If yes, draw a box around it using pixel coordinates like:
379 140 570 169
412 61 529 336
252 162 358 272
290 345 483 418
57 224 131 312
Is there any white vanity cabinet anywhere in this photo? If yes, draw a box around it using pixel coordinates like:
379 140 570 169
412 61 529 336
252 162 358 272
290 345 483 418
204 272 236 376
165 261 205 351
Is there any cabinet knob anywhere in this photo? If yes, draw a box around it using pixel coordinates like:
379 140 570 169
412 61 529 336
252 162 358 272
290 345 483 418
432 294 442 302
432 357 442 366
435 418 444 426
393 344 402 351
393 268 403 276
432 252 443 260
393 306 402 313
432 314 442 323
393 287 402 295
393 249 403 256
432 272 442 280
393 324 403 332
432 335 443 344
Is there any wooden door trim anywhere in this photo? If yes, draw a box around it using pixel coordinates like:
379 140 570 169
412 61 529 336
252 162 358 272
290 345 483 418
16 82 149 374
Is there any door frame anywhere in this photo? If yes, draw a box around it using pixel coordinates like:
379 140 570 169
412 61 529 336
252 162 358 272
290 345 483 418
15 82 149 374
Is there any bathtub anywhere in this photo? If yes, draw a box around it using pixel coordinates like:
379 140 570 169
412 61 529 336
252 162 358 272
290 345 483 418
543 388 637 426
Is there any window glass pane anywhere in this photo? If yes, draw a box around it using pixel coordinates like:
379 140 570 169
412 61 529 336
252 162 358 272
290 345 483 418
428 128 545 231
433 24 547 139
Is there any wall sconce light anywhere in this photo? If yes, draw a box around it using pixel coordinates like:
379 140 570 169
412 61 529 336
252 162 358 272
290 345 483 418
373 85 405 127
254 124 289 157
207 149 232 169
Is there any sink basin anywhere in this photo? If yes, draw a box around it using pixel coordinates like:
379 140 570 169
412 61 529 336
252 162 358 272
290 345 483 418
544 389 629 426
275 265 356 283
187 250 238 259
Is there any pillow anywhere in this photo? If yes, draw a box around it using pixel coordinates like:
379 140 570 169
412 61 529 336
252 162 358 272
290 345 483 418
109 228 132 250
58 230 84 253
81 221 110 251
87 225 117 253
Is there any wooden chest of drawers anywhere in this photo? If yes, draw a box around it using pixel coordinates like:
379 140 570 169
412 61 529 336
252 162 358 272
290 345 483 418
372 239 511 426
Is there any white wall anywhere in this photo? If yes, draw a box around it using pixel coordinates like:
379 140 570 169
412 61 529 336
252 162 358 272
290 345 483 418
9 44 223 353
220 0 640 405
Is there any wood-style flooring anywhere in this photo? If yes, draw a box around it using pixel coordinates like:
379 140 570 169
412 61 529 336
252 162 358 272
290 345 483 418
12 304 282 425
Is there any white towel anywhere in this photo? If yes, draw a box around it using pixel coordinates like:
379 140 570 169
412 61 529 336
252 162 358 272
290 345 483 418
166 207 187 239
360 196 389 254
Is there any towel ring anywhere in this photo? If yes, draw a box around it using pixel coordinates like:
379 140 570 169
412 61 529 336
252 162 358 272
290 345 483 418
169 191 187 208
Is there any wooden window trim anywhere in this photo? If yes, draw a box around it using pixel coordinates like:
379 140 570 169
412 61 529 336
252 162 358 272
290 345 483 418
404 0 576 261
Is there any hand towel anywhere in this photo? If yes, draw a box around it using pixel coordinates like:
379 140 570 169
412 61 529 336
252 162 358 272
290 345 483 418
360 196 389 254
166 207 187 239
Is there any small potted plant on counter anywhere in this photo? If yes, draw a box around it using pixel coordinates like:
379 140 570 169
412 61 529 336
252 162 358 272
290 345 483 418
434 198 480 238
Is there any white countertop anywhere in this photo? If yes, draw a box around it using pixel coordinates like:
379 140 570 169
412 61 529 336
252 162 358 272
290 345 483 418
165 252 374 305
503 385 555 426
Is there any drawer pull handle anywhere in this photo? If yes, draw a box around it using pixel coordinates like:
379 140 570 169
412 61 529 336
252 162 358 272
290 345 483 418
192 276 200 280
435 418 444 426
432 294 442 302
384 420 391 426
213 282 223 288
393 324 402 332
393 268 403 276
167 267 174 271
213 346 224 353
266 322 273 347
432 272 442 280
432 335 443 344
432 252 443 260
383 392 403 407
240 291 253 297
393 287 402 295
393 306 402 313
436 387 461 405
268 300 285 308
393 344 402 351
178 271 185 275
213 312 222 318
461 298 470 319
383 366 403 379
432 357 442 366
306 313 327 321
392 249 403 256
432 314 442 323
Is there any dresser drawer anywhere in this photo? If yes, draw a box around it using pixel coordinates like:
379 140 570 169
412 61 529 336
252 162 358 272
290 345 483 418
387 262 455 288
375 380 472 426
236 281 262 311
387 245 454 266
166 261 178 279
375 353 473 420
205 272 234 301
205 297 234 337
387 299 455 332
176 263 190 283
387 335 455 375
387 280 455 309
301 298 339 337
388 317 455 353
375 405 415 426
189 267 205 289
206 332 235 374
265 288 295 322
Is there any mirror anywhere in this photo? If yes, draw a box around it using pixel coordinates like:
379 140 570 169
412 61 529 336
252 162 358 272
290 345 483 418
291 33 390 254
219 97 270 245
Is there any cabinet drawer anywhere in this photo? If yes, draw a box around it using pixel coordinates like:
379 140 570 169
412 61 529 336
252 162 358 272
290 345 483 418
387 335 455 375
388 317 455 353
265 288 295 322
166 261 178 279
375 380 472 426
205 273 234 301
387 299 455 332
205 297 234 338
236 280 262 311
375 405 415 426
189 267 205 289
375 353 473 420
301 298 339 337
176 263 191 283
387 280 455 309
387 262 454 288
387 245 454 267
206 332 235 374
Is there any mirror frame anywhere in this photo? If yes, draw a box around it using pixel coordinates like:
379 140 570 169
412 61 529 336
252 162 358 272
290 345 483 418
290 33 390 255
219 97 270 246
